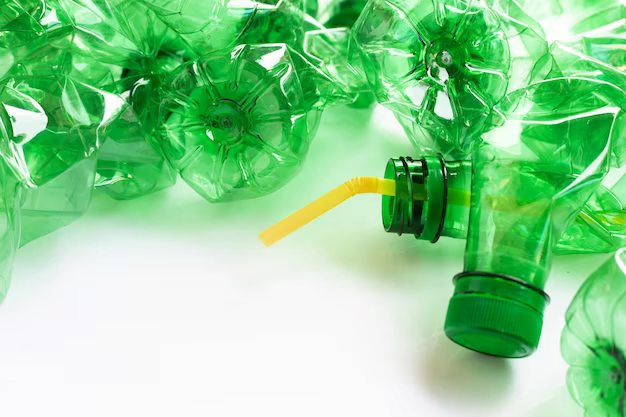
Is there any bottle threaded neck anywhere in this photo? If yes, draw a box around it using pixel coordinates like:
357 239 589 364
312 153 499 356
382 155 448 242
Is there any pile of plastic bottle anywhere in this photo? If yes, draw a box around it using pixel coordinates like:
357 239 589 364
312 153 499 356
1 0 626 415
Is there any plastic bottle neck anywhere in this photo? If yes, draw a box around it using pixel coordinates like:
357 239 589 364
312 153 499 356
382 155 469 242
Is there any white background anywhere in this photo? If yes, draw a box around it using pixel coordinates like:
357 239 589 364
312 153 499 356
0 105 604 416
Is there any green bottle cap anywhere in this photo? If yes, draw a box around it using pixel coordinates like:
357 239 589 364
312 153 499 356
444 273 550 358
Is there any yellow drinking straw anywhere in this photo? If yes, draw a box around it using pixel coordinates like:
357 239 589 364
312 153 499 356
259 177 396 247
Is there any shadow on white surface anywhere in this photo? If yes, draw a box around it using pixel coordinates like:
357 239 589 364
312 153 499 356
420 334 513 411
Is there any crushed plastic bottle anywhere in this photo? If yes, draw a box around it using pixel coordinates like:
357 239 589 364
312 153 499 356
352 0 548 159
93 29 194 200
95 77 178 200
557 178 626 255
155 43 336 202
0 74 127 244
380 75 622 357
1 0 359 205
446 75 619 358
381 42 626 255
44 0 161 69
58 0 181 200
561 248 626 417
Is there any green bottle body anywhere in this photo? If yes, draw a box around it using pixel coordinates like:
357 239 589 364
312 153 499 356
448 74 618 358
536 41 626 168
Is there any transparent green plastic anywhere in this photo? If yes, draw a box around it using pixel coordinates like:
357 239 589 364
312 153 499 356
535 42 626 168
382 155 471 242
0 0 181 200
156 43 333 202
13 0 165 70
384 155 626 256
305 0 318 17
352 0 548 159
0 74 126 244
141 0 307 56
317 0 375 108
562 248 626 417
2 0 357 205
383 65 626 256
304 28 372 107
567 2 625 61
558 177 626 255
446 76 619 358
505 0 620 44
95 79 177 200
93 30 193 200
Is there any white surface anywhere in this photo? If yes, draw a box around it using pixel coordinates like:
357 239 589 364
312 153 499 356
0 106 604 416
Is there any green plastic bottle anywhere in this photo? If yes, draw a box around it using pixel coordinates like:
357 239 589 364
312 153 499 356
317 0 375 108
384 71 626 255
447 73 621 357
95 76 178 200
383 156 626 253
93 29 193 200
155 43 335 202
0 0 139 82
561 248 626 417
352 0 548 159
45 0 159 69
0 74 127 244
385 77 620 357
58 0 184 200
